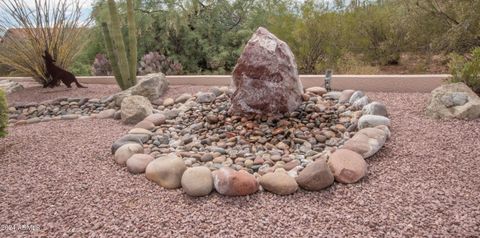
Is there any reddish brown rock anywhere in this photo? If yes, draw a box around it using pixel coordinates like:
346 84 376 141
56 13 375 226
296 158 334 191
144 113 166 126
229 27 303 116
212 167 258 196
328 149 367 184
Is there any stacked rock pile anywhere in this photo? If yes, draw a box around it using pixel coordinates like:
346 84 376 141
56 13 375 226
112 86 392 197
7 96 119 125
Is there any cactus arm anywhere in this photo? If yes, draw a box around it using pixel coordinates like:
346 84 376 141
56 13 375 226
106 0 132 88
126 0 137 86
101 22 125 90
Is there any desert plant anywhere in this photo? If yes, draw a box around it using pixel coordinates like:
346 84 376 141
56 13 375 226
101 0 137 90
448 47 480 95
91 54 113 76
0 89 7 137
0 0 91 86
138 52 183 76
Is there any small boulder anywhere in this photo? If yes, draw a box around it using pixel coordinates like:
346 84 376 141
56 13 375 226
328 149 367 184
196 92 216 103
339 90 355 103
130 73 169 101
134 120 155 130
426 82 480 120
144 113 166 126
121 95 153 124
212 167 258 196
126 154 154 174
128 128 153 135
111 134 151 154
349 91 365 104
181 167 214 197
296 158 334 191
342 127 388 158
175 93 192 103
145 156 187 189
97 109 116 119
358 115 390 129
352 96 369 109
362 101 388 117
259 170 298 195
305 87 327 96
114 143 144 166
163 98 174 106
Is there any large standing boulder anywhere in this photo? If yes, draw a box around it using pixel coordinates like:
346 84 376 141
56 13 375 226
113 73 169 106
229 27 303 116
120 95 153 124
426 82 480 120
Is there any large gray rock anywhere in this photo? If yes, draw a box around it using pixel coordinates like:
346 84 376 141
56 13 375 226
362 101 388 117
120 95 153 124
426 83 480 120
229 27 303 116
0 80 23 94
113 73 168 106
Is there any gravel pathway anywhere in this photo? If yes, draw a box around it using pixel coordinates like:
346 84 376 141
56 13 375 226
1 91 480 237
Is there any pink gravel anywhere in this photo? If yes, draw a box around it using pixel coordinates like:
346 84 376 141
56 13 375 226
1 89 480 237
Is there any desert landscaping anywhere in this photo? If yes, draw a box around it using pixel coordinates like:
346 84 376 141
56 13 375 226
1 0 480 237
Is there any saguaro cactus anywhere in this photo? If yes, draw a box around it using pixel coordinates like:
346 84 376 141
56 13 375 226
102 0 137 90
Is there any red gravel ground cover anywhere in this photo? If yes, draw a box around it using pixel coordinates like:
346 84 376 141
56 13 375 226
1 85 480 237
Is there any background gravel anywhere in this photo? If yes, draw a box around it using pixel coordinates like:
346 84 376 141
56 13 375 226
1 87 480 237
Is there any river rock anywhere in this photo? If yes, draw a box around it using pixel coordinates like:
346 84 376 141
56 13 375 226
342 127 387 158
97 109 116 119
296 158 334 191
131 73 169 101
126 154 154 174
229 27 303 115
328 149 367 184
114 143 144 166
362 101 388 117
426 82 480 120
145 155 187 189
144 113 166 126
111 134 151 154
121 95 153 124
358 115 391 129
0 79 23 94
212 167 258 196
339 89 355 103
181 167 214 197
305 87 327 96
259 170 298 195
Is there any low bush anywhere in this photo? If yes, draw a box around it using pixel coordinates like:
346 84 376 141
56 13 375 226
0 89 8 137
448 47 480 95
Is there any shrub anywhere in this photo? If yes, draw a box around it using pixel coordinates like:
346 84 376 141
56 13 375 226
448 47 480 95
0 89 8 137
91 54 113 76
138 52 183 76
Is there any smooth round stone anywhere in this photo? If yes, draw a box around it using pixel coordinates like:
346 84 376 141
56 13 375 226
358 115 391 129
114 143 144 166
200 153 214 162
196 92 216 103
163 98 175 106
145 155 187 189
212 167 258 196
349 91 365 104
144 113 166 126
175 93 192 103
134 120 155 130
296 158 334 191
305 87 327 96
128 128 153 135
259 170 298 195
328 149 367 184
181 167 213 197
338 89 355 103
342 127 387 158
362 101 388 117
97 109 116 119
126 154 154 174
